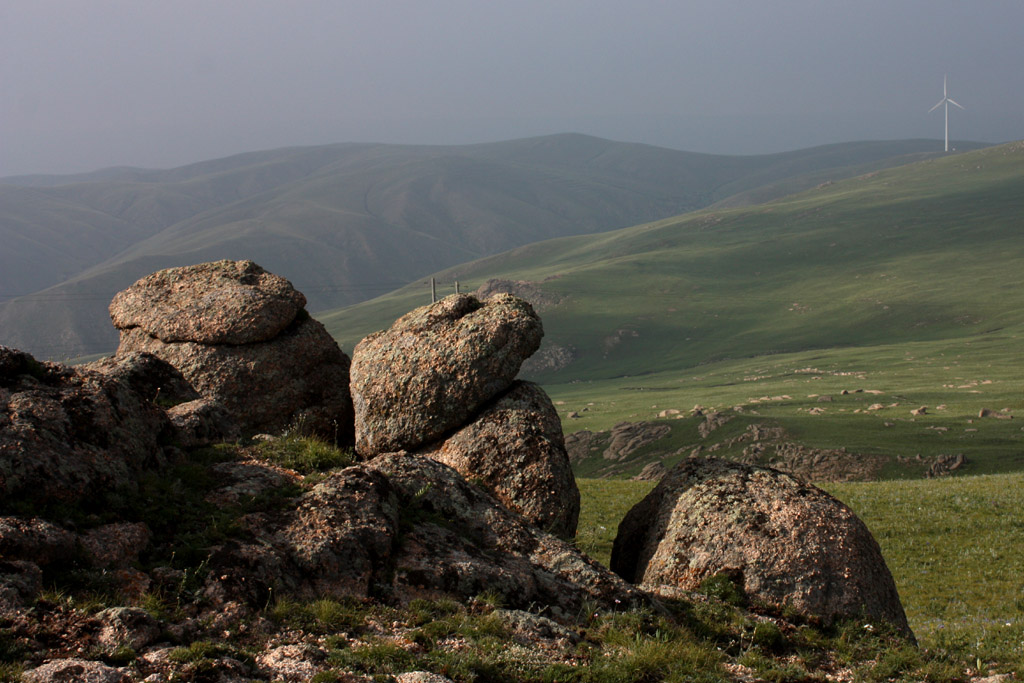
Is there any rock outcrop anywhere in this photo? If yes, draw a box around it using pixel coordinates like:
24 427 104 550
422 381 579 539
110 260 354 443
350 293 542 456
0 346 172 509
198 455 637 618
610 457 913 639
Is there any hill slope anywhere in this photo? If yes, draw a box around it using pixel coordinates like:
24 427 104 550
0 135 973 359
322 142 1024 476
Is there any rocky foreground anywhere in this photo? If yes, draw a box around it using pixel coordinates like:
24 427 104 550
0 260 928 681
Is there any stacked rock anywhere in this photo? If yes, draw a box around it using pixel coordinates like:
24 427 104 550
109 260 354 443
350 293 580 539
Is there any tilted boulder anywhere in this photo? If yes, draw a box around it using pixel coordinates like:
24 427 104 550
0 346 172 509
350 293 542 456
111 261 354 443
422 381 580 539
610 458 913 639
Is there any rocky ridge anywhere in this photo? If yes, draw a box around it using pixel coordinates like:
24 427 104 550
1 260 921 680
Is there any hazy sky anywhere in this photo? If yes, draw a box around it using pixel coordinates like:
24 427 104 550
2 0 1022 176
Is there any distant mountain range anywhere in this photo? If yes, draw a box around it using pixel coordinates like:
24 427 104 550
0 134 985 359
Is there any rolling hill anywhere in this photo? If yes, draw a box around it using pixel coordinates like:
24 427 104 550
321 141 1024 477
0 134 974 359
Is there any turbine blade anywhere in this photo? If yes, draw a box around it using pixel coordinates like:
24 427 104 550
929 100 945 113
947 98 964 110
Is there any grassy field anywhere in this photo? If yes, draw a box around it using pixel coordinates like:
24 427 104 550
323 141 1024 478
577 472 1024 666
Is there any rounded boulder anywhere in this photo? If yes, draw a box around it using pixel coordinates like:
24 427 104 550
610 457 913 638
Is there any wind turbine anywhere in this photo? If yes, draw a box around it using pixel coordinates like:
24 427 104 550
929 74 964 152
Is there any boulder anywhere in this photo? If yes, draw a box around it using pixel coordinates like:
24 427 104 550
166 398 240 448
0 346 172 508
109 259 306 345
610 458 913 639
23 659 131 683
113 268 354 442
422 381 580 539
350 293 542 456
366 453 644 619
83 351 200 406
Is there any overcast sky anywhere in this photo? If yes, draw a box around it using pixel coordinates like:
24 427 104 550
2 0 1022 177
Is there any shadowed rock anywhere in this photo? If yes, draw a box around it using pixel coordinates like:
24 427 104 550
111 261 354 443
422 381 580 539
350 293 542 456
0 346 172 509
611 457 913 639
109 260 306 345
367 453 644 619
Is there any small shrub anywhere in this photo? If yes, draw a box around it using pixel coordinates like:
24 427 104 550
698 571 748 607
254 435 355 474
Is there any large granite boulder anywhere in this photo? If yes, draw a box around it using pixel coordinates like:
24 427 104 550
610 458 913 639
0 346 172 509
350 293 542 456
109 260 305 345
422 381 580 539
111 261 354 443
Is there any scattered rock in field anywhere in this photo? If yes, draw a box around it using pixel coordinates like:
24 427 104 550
350 293 542 456
979 408 1013 419
911 406 928 416
568 411 580 418
604 422 672 460
632 461 668 481
927 453 967 478
111 261 354 443
657 408 681 417
816 395 833 403
610 457 913 639
867 403 885 411
423 381 580 539
698 411 732 437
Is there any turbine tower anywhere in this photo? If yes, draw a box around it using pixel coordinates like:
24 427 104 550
929 74 964 152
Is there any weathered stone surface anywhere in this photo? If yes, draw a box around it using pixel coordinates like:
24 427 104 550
116 315 353 441
611 458 912 638
80 523 151 569
109 259 306 345
0 517 78 566
0 560 43 610
367 453 645 619
274 466 399 599
83 351 200 406
351 293 542 456
423 381 579 539
166 398 240 448
202 465 399 605
256 644 326 682
632 461 667 481
93 606 162 652
0 347 171 508
23 658 131 683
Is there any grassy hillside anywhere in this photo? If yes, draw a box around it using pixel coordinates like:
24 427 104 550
324 142 1024 477
1 136 969 359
